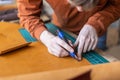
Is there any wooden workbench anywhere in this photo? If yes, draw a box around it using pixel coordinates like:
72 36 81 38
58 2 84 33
0 22 90 77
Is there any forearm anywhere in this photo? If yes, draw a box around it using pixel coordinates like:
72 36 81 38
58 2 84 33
17 0 47 40
87 0 120 36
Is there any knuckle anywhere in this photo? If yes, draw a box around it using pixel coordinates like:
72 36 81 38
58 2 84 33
81 36 86 40
59 52 68 57
91 39 95 42
59 49 68 57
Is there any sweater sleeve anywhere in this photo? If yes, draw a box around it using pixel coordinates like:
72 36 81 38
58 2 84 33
17 0 47 40
87 0 120 36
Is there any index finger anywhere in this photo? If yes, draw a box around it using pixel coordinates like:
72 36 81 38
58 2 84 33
77 36 86 60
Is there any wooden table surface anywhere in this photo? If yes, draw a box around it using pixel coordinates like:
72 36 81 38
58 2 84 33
0 22 90 77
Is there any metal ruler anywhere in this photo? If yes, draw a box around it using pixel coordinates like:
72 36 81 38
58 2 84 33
19 23 118 64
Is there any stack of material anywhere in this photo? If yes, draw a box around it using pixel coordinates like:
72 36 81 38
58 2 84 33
0 8 18 22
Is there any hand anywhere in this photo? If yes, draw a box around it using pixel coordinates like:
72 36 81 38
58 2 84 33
74 24 98 60
39 30 74 57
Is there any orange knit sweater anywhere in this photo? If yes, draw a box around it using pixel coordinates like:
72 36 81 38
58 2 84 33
17 0 120 40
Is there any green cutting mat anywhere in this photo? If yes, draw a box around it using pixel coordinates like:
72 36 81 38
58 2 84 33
19 23 109 64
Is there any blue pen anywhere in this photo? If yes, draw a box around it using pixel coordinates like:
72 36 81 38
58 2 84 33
57 29 79 61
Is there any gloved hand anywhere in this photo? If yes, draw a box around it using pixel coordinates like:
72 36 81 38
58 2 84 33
39 30 74 57
74 24 98 60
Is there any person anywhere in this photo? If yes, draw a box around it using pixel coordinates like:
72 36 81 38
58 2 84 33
67 0 108 51
17 0 120 60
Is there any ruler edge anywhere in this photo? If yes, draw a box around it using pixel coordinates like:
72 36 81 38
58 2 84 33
18 23 119 63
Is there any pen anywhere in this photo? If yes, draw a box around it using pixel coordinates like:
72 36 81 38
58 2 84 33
57 29 79 61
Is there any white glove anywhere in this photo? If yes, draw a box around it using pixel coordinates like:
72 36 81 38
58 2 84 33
74 24 98 60
39 30 74 57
